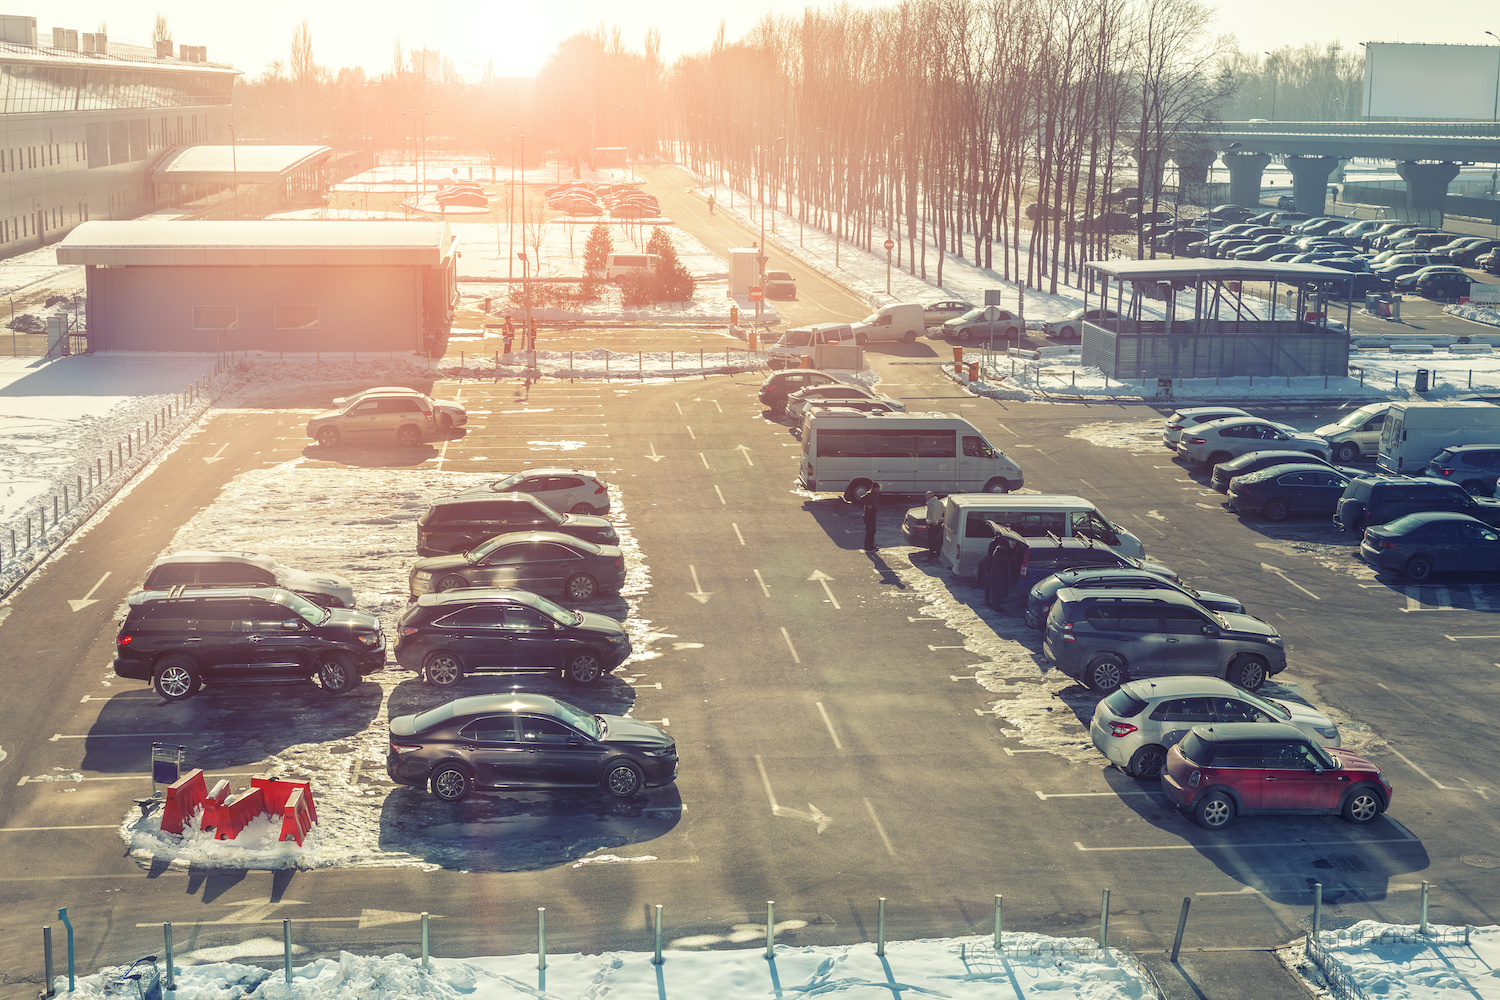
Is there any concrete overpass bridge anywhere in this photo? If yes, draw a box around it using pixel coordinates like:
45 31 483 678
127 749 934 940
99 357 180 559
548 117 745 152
1153 120 1500 216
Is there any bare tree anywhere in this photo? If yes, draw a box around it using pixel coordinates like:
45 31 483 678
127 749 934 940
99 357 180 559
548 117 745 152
152 14 170 47
290 21 316 86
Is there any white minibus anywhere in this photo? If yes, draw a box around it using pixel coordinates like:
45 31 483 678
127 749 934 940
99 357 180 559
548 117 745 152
938 494 1145 580
799 412 1024 496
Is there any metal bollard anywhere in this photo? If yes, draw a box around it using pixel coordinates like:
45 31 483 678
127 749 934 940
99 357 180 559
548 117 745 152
54 494 60 521
1313 882 1323 939
877 897 886 957
994 895 1002 950
1099 888 1110 949
42 926 54 997
765 901 775 960
653 904 664 966
421 912 429 968
1170 898 1190 962
1420 881 1429 935
163 922 175 992
59 907 73 992
537 908 547 971
283 919 292 983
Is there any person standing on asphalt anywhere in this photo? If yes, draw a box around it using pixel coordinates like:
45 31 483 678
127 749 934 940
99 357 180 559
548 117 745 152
924 491 944 561
527 318 538 352
983 526 1025 610
501 316 515 356
708 192 715 215
862 483 881 551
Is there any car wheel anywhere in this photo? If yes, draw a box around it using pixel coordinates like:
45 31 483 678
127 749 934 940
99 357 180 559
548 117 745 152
1059 325 1076 340
1460 479 1488 496
430 763 472 802
396 424 422 447
1405 554 1433 582
1084 655 1127 693
439 413 454 433
603 761 643 798
983 478 1010 494
1193 791 1235 830
153 655 200 701
318 653 360 694
423 651 464 688
1341 787 1384 824
1262 498 1290 522
903 331 917 344
565 650 604 684
316 427 340 447
1206 451 1232 467
1230 655 1269 691
571 502 594 514
436 574 469 592
561 573 599 600
1128 745 1168 780
956 328 973 342
1333 442 1359 463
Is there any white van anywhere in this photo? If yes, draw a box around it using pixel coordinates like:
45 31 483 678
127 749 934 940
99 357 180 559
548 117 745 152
767 322 856 368
1314 401 1391 463
939 494 1146 580
799 412 1024 495
1378 401 1500 474
605 253 660 280
852 303 925 344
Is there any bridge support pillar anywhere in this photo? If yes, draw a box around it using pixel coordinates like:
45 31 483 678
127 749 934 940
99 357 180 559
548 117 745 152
1397 161 1460 223
1172 147 1216 206
1222 151 1272 208
1285 155 1339 214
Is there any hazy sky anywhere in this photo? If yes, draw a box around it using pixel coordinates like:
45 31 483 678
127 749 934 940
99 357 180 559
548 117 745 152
40 0 1500 79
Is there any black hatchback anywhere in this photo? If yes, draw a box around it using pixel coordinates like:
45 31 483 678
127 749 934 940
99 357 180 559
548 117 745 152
417 494 617 557
1211 450 1336 493
387 693 676 800
113 587 385 700
394 589 632 686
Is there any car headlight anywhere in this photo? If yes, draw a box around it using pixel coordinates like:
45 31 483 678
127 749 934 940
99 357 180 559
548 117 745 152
644 746 676 758
1313 725 1339 740
356 632 379 646
414 571 433 582
1265 636 1284 647
607 634 629 645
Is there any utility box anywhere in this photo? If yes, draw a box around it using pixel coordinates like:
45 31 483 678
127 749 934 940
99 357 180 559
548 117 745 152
46 314 68 354
729 248 760 298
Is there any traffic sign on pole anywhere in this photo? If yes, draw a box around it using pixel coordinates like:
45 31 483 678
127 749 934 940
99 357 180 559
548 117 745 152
884 239 895 250
748 286 764 302
884 240 894 294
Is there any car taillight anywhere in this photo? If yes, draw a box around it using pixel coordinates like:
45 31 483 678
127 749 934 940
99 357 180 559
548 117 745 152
1060 621 1075 642
389 741 422 754
1436 467 1453 476
1108 722 1137 737
117 635 132 647
401 626 420 636
1185 436 1207 445
1167 424 1183 431
614 557 624 568
595 483 608 494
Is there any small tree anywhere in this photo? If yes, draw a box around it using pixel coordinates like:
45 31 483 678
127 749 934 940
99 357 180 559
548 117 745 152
645 226 678 270
583 224 613 277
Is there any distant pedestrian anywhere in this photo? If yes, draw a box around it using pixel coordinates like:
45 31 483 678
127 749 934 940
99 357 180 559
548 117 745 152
527 318 537 352
708 192 715 215
862 483 881 551
924 491 944 561
983 526 1024 610
501 316 515 356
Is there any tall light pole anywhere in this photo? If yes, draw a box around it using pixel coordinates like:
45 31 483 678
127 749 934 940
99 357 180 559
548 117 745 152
228 120 238 218
509 128 516 280
1264 52 1277 121
1486 30 1500 200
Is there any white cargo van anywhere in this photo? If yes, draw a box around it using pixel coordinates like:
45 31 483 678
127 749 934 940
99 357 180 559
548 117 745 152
766 322 856 368
851 303 925 344
1314 401 1391 463
799 412 1024 495
1377 401 1500 474
605 253 660 280
939 494 1145 580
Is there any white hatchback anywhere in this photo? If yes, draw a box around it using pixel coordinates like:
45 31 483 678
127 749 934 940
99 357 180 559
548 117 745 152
1161 406 1248 448
1175 416 1329 466
1090 676 1340 779
456 468 611 515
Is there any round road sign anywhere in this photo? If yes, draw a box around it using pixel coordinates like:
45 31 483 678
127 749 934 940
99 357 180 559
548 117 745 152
749 286 764 302
884 238 895 250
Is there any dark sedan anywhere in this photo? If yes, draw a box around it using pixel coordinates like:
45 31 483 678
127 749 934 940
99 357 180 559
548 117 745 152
409 531 625 601
1360 511 1500 582
1211 449 1337 493
1024 566 1244 630
1413 272 1473 302
394 589 631 686
387 693 676 800
1227 464 1352 522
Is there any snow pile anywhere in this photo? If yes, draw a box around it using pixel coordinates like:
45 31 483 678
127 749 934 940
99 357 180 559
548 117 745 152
58 934 1153 999
1286 922 1500 1000
1448 302 1500 329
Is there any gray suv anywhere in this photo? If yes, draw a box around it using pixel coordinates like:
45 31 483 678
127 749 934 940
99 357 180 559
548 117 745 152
1041 588 1286 694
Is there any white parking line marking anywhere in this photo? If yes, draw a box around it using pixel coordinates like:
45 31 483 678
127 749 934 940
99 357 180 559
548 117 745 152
1383 747 1472 792
1035 790 1159 800
732 523 746 546
674 402 683 415
780 627 801 664
1001 748 1048 755
18 772 260 786
0 825 118 832
699 453 710 469
1404 587 1455 612
1197 887 1264 897
1444 634 1500 640
753 569 771 597
1078 479 1097 491
907 616 944 622
996 423 1016 436
686 426 696 440
1260 562 1320 600
864 798 896 856
815 702 843 750
928 644 965 651
714 485 726 505
1074 834 1418 852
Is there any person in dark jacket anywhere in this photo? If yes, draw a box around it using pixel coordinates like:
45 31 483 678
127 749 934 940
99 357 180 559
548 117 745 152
982 526 1026 610
862 483 882 551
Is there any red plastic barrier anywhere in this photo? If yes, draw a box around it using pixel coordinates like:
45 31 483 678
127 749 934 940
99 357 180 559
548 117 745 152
209 787 266 841
159 769 206 835
253 778 317 825
278 788 315 846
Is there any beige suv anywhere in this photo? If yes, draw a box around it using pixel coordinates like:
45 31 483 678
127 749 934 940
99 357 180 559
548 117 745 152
307 393 436 447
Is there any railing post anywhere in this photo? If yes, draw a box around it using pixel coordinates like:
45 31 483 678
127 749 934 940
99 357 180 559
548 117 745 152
877 897 886 957
163 922 175 992
58 907 73 992
283 919 293 983
42 925 54 997
653 904 663 966
1099 888 1110 949
1420 881 1430 935
537 907 546 971
993 895 1002 950
1170 898 1190 962
420 912 429 968
765 901 775 960
1313 882 1323 940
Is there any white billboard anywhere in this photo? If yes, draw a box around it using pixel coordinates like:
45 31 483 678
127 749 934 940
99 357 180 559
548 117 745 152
1364 42 1500 120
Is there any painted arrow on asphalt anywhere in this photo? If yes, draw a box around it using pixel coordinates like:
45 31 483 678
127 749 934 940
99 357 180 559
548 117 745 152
806 570 841 609
645 443 664 462
755 754 832 834
202 443 229 464
1260 562 1320 600
687 565 712 604
734 444 754 466
69 572 111 612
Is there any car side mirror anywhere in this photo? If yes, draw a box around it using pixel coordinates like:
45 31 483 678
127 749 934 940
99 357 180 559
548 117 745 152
1312 765 1325 775
1201 625 1219 635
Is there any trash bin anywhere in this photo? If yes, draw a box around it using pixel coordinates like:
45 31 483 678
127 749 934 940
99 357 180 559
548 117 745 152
1365 292 1379 313
1415 369 1430 393
1391 295 1402 321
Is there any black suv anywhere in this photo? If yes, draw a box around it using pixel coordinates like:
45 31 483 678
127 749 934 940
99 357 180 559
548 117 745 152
758 370 839 414
113 588 385 700
980 536 1177 585
416 494 617 557
1333 475 1500 533
394 589 632 686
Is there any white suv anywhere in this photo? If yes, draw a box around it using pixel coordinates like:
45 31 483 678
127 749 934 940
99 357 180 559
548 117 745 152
1176 416 1328 466
1090 676 1340 779
1161 407 1248 448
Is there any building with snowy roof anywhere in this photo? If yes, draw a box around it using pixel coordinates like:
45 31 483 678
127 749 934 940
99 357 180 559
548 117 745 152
55 220 459 355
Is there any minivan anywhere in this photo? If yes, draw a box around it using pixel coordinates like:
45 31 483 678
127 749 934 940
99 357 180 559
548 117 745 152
799 412 1023 496
605 253 660 280
940 494 1144 581
766 322 856 368
851 303 925 344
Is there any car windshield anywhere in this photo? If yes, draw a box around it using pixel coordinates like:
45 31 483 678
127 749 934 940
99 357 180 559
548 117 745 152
490 472 527 491
552 698 602 739
465 537 514 562
1063 307 1086 320
1383 513 1432 535
533 594 583 626
956 308 986 322
862 313 880 324
1234 689 1293 720
277 590 331 625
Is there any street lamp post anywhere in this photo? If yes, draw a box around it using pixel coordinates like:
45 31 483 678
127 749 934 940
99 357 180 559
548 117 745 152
1264 52 1277 121
1486 30 1500 201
